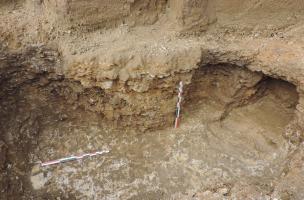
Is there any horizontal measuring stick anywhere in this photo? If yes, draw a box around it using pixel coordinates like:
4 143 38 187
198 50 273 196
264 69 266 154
41 150 109 167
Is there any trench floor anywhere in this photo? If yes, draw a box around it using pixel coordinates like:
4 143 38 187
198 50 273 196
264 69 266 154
28 81 295 199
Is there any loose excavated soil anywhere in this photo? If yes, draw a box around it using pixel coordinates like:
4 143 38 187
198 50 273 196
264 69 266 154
1 0 304 200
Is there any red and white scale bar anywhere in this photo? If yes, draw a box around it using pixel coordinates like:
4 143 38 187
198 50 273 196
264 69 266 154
41 150 109 167
174 81 183 128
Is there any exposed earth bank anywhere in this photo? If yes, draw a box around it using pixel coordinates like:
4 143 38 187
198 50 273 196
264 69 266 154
1 0 304 199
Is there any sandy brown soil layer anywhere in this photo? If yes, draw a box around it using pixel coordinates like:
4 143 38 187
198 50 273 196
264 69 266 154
1 0 304 199
0 62 302 199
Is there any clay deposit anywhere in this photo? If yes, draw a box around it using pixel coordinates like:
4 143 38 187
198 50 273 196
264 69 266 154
1 0 304 199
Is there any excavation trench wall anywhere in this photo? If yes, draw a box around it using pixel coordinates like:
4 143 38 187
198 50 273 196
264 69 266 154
1 47 303 137
1 45 304 198
186 64 299 123
1 0 304 198
1 46 303 133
